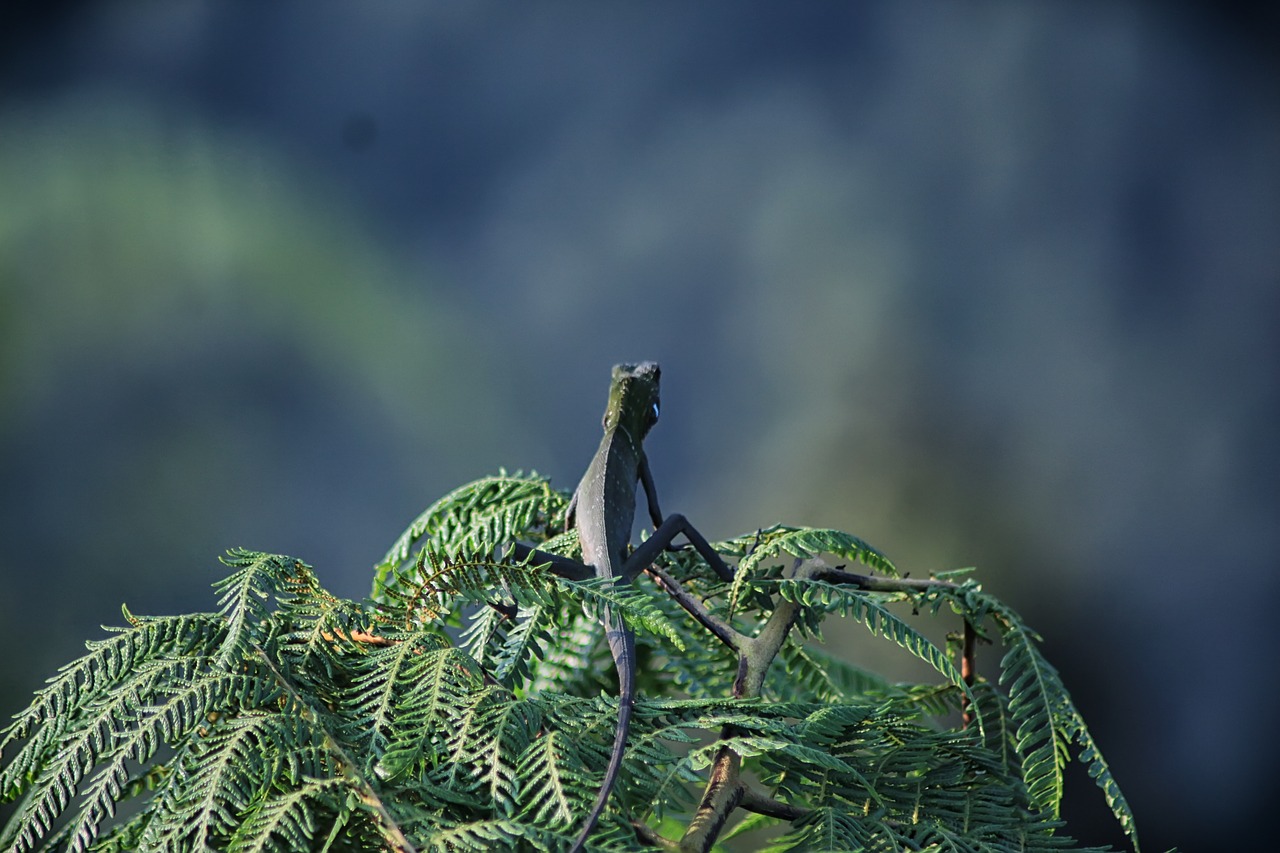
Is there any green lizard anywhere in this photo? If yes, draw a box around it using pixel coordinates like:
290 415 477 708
562 362 661 853
522 362 733 853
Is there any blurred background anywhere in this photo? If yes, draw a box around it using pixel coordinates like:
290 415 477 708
2 3 1276 849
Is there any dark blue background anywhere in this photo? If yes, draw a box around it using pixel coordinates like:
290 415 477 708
2 4 1276 849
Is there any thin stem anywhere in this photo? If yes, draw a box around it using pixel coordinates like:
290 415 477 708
631 820 679 850
961 618 977 729
809 564 959 594
644 565 743 652
739 785 808 821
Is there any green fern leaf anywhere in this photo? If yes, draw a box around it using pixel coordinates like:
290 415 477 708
492 604 554 686
560 576 686 652
139 711 309 850
420 818 565 852
515 730 582 827
728 525 897 617
444 689 542 814
959 590 1140 852
370 643 486 784
772 578 974 710
1074 726 1139 852
772 639 898 704
62 669 259 853
227 776 347 853
343 635 445 768
522 612 599 695
213 550 304 671
760 807 871 853
0 614 225 803
374 473 569 601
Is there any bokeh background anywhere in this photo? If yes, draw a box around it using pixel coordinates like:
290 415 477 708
2 3 1277 849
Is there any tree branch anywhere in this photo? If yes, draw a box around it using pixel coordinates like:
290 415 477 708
961 617 977 729
808 563 959 593
739 785 809 821
679 561 807 850
631 820 679 850
679 744 744 853
644 564 743 652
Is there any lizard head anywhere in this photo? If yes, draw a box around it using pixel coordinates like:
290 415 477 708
603 361 661 442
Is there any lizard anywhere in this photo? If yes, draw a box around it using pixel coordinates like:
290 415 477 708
551 362 735 853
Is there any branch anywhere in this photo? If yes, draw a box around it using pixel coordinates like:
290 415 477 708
739 785 808 821
961 618 977 729
679 744 744 853
680 561 806 851
631 820 679 850
644 564 743 652
323 628 393 646
808 563 959 593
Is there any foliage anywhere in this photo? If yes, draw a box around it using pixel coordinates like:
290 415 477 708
1 472 1141 852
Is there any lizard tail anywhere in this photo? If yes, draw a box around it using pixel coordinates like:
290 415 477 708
568 622 636 853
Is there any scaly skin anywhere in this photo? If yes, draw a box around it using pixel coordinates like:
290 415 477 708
566 362 661 853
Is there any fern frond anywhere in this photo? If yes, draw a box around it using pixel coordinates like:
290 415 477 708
759 806 871 853
971 680 1021 778
1001 618 1069 808
50 667 260 853
418 818 562 852
639 639 729 702
227 775 349 853
373 473 570 601
515 729 583 827
213 549 308 670
999 615 1138 851
378 547 562 632
0 613 225 801
522 610 599 695
439 689 543 815
344 637 420 768
728 525 897 617
944 585 1139 852
275 574 380 679
3 658 217 851
612 732 702 823
560 575 686 652
770 578 974 711
351 641 477 778
1072 723 1138 853
772 639 898 704
490 603 556 686
139 711 316 851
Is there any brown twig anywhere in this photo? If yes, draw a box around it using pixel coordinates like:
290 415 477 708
631 820 679 850
644 564 743 652
960 618 977 729
738 784 809 821
680 745 745 853
809 564 959 594
678 561 807 851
